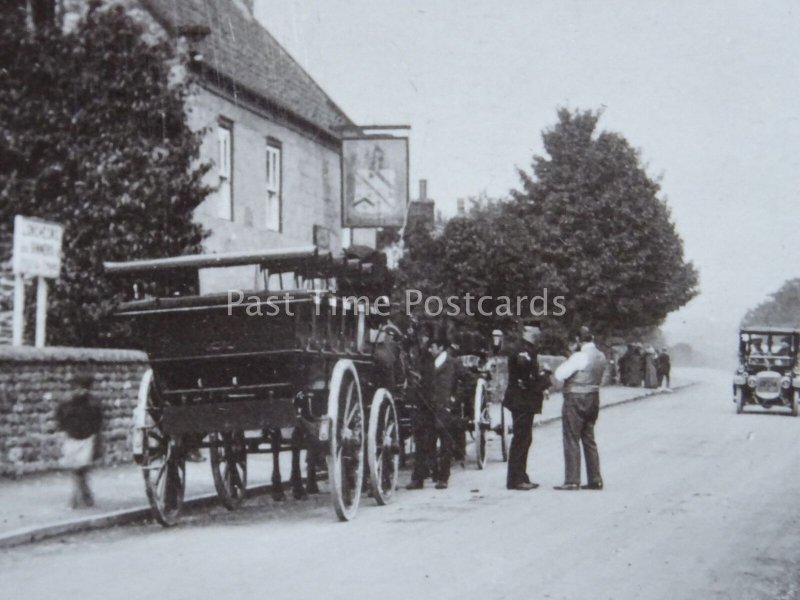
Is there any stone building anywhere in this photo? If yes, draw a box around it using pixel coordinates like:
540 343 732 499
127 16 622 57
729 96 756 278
139 0 362 291
0 0 377 337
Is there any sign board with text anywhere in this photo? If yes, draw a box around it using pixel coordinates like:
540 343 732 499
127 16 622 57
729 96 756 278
12 215 64 278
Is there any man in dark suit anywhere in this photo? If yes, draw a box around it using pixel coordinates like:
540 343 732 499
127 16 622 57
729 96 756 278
407 328 457 490
504 324 551 490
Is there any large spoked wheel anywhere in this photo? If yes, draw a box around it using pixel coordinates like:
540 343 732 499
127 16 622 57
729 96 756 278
367 388 400 505
473 378 489 469
209 431 248 510
138 370 186 527
142 430 186 527
791 391 798 417
734 387 744 415
500 405 512 462
327 359 365 521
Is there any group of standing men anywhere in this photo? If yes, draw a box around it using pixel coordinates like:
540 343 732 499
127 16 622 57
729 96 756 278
504 324 608 491
403 320 609 492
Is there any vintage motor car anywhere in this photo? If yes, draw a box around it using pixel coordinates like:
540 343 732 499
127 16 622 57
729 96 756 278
733 327 800 416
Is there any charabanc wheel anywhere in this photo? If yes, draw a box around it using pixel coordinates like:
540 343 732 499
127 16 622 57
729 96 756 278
327 359 365 521
137 369 185 527
142 430 186 527
791 391 798 417
473 378 489 469
367 388 400 505
209 431 248 510
500 405 512 462
734 387 744 415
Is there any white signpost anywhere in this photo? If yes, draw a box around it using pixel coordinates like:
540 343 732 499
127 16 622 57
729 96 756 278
12 215 64 347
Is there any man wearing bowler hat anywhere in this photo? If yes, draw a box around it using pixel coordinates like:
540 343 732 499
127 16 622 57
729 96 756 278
503 323 551 490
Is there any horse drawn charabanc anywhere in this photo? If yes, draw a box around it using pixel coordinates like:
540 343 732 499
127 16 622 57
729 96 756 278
105 246 403 525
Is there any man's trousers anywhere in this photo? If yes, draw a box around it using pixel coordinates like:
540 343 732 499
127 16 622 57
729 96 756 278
561 392 602 486
411 423 453 484
506 410 534 488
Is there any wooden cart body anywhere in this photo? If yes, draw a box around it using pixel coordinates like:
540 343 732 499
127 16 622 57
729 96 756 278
105 247 403 524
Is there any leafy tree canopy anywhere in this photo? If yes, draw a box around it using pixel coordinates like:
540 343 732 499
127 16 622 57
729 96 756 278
0 2 210 346
742 279 800 328
512 108 698 338
397 109 698 349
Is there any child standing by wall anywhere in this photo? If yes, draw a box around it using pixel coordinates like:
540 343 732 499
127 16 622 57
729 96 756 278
55 373 102 508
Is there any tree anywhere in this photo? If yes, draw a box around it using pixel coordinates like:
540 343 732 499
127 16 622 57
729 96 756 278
393 213 444 310
395 195 570 350
742 279 800 328
396 109 697 349
511 108 698 339
0 3 210 346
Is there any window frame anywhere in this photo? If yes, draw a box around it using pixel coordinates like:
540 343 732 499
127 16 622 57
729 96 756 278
217 118 234 221
265 137 282 232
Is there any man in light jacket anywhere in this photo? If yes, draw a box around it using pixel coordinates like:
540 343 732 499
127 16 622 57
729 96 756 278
553 327 608 491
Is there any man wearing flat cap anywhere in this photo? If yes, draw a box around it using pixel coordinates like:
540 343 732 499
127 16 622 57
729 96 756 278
503 323 551 490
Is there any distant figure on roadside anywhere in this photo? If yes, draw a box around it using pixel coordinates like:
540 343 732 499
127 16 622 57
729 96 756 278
55 374 102 508
656 348 672 390
503 323 551 491
620 344 643 387
553 327 608 491
644 346 659 388
617 345 631 385
634 345 646 387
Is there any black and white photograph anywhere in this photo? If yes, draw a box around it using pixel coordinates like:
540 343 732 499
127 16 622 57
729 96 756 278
1 1 799 598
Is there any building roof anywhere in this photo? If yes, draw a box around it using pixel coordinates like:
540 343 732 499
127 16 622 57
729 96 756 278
140 0 355 138
740 326 800 335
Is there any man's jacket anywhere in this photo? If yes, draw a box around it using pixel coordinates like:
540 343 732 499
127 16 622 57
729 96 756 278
428 353 458 427
503 342 551 414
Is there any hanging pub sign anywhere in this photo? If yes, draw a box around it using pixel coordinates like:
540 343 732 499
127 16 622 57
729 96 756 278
342 136 409 228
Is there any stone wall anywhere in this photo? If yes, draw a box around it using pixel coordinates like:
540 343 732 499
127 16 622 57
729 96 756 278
0 346 148 477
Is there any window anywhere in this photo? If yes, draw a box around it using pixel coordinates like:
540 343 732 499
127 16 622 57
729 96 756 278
217 122 233 220
266 140 281 231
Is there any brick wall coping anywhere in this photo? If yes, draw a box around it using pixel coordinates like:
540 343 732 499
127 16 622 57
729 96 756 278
0 346 148 363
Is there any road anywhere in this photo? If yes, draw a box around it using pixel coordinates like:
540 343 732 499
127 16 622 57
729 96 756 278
3 369 800 600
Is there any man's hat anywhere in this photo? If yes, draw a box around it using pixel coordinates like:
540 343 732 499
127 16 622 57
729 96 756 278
382 323 402 339
521 325 540 344
492 329 503 337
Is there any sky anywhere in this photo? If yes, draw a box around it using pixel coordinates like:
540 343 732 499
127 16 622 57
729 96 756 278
253 0 800 358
